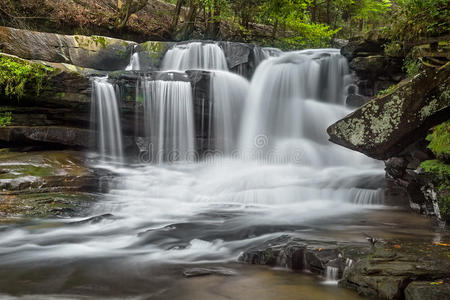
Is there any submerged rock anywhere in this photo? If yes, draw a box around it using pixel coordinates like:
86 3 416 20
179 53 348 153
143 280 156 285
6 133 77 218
183 267 238 278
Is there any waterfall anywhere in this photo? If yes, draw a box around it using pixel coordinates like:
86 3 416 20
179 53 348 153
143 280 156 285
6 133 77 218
324 266 340 284
161 42 228 71
210 71 249 154
239 49 359 161
91 77 124 162
126 45 140 71
141 79 196 163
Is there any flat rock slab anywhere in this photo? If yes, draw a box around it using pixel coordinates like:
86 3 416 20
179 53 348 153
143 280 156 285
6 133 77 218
183 267 238 278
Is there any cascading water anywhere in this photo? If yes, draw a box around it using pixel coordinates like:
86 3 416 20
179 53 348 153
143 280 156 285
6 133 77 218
91 77 124 162
161 42 228 71
210 71 249 154
0 46 396 299
126 45 140 71
141 79 196 163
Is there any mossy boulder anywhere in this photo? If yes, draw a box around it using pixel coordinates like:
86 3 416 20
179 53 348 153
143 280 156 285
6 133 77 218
0 26 135 71
328 63 450 160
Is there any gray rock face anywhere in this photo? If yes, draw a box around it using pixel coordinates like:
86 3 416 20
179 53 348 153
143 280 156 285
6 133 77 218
0 26 135 71
405 281 450 300
341 38 386 60
328 63 450 160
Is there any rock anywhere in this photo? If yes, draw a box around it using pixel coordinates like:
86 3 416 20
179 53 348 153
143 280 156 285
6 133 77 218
183 267 237 278
341 38 386 61
328 63 450 160
405 281 450 300
135 41 174 71
346 94 367 107
0 151 114 218
0 26 136 71
0 126 92 149
340 241 450 300
332 38 349 49
349 55 386 74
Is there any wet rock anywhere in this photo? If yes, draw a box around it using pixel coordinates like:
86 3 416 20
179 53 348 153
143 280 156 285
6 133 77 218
239 235 369 276
332 38 349 49
341 38 386 61
183 267 238 278
0 126 92 149
346 94 367 107
340 241 450 300
405 281 450 300
328 63 450 160
0 151 114 218
70 214 115 225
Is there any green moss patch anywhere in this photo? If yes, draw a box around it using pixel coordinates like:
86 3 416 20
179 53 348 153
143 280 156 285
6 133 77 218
0 55 54 99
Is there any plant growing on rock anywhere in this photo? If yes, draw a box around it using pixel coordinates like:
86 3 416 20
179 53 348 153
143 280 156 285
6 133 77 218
0 55 54 100
0 112 12 127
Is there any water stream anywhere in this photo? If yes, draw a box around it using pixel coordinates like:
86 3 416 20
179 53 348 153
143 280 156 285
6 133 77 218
0 43 424 299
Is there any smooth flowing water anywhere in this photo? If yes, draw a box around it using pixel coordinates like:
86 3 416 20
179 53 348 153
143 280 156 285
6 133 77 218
141 79 196 162
90 77 124 162
0 44 421 299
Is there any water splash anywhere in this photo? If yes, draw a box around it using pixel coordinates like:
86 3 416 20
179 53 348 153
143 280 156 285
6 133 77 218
91 77 123 162
161 42 228 71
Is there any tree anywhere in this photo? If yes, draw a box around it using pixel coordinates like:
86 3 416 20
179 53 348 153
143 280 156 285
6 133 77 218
114 0 148 29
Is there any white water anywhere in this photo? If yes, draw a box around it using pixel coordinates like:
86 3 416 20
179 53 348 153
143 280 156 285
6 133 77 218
91 77 124 161
162 42 228 71
126 50 140 71
0 47 387 273
210 71 249 154
141 79 196 163
324 266 340 284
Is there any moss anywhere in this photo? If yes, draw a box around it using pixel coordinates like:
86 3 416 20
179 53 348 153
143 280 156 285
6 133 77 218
90 36 108 48
0 112 12 127
0 164 55 179
0 55 54 99
426 120 450 161
141 41 165 60
377 84 396 97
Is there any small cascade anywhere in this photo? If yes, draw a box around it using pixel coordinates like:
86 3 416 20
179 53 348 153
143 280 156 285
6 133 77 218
210 71 249 154
91 77 124 162
141 79 196 163
253 46 283 66
324 266 340 284
126 45 140 71
161 42 228 71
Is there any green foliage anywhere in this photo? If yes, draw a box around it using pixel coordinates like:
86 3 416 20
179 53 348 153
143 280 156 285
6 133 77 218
426 120 450 161
421 160 450 182
0 56 54 99
403 57 421 77
0 112 12 127
387 0 450 42
384 41 402 57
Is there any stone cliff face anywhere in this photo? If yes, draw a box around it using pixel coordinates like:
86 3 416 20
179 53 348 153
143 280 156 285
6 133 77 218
329 40 450 223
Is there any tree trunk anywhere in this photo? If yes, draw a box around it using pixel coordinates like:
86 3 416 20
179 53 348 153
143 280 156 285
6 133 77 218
171 0 184 30
181 0 198 39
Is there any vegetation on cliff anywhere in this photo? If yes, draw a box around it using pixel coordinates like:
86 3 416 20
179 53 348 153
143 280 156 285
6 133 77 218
0 55 54 100
421 120 450 221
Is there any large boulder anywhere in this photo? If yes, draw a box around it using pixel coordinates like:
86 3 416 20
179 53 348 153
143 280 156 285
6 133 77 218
341 38 386 61
0 26 135 71
328 63 450 160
